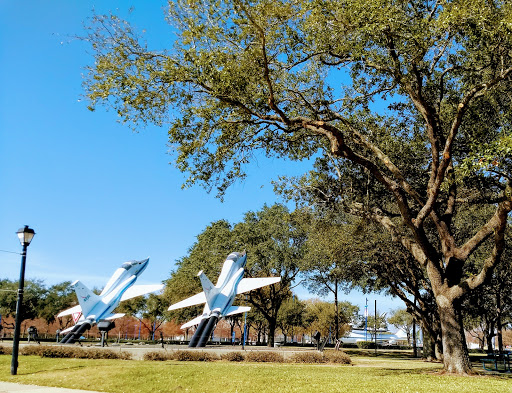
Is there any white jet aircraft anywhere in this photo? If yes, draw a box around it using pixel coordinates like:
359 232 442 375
168 251 281 347
57 258 163 343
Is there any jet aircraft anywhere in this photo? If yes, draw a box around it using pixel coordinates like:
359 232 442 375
57 258 163 343
168 251 281 347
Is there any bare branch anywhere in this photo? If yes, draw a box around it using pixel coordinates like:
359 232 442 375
455 198 512 261
235 1 290 125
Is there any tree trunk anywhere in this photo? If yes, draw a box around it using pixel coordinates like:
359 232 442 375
438 299 471 374
334 279 339 340
434 334 444 362
267 318 276 347
497 292 504 354
486 321 495 353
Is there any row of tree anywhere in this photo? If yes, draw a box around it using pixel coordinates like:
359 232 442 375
0 279 75 332
162 203 512 353
2 202 511 361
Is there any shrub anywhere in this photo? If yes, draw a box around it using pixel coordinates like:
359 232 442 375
220 352 245 362
357 341 376 349
21 346 76 358
143 351 174 361
84 349 132 360
289 351 326 364
41 346 77 358
323 350 351 364
0 346 12 355
245 351 284 363
19 345 131 360
173 350 218 362
20 346 44 356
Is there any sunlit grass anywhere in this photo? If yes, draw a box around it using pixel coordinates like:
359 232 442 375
1 355 510 393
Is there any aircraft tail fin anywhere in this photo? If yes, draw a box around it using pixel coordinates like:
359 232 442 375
72 280 100 317
197 270 217 309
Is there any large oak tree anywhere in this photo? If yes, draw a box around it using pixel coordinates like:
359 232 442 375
83 0 512 373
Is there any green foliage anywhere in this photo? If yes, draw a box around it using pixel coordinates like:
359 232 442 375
39 281 76 327
388 310 413 336
462 238 512 353
82 0 512 373
0 279 46 322
164 219 235 324
277 296 305 339
357 341 376 349
165 204 306 346
0 279 77 330
303 298 355 339
365 314 388 332
237 204 307 346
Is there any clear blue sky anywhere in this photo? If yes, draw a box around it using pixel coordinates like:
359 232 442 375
0 1 403 316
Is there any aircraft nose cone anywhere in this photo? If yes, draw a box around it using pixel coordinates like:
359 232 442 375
123 258 149 273
136 258 150 272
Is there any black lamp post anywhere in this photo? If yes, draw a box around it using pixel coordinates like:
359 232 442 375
11 225 35 375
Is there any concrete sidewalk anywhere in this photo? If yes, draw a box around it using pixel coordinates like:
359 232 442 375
0 382 102 393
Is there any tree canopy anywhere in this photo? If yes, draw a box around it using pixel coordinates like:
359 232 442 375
83 0 512 374
164 204 305 346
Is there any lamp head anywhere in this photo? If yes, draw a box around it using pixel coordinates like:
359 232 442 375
16 225 35 246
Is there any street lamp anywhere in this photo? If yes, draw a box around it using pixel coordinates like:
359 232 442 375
11 225 35 375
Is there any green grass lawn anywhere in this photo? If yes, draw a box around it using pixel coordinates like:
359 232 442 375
1 355 511 393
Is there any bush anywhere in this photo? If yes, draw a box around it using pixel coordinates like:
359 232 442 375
20 346 45 356
245 351 284 363
289 351 326 364
220 352 245 362
357 341 376 349
19 345 131 360
323 350 351 364
173 350 218 362
84 349 132 360
143 351 175 361
0 346 12 355
41 346 77 358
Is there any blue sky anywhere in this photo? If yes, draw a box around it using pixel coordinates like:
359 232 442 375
0 1 403 315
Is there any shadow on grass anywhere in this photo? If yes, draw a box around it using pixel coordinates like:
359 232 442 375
369 367 445 377
18 364 88 376
343 349 419 359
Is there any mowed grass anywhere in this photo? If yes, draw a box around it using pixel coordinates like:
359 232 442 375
1 355 511 393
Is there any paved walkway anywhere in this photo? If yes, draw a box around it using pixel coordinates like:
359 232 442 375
0 382 102 393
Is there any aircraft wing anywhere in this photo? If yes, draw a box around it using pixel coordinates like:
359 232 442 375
168 292 207 311
236 277 281 295
57 304 82 318
119 284 164 302
224 306 251 317
181 315 205 329
104 313 126 320
60 325 76 334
